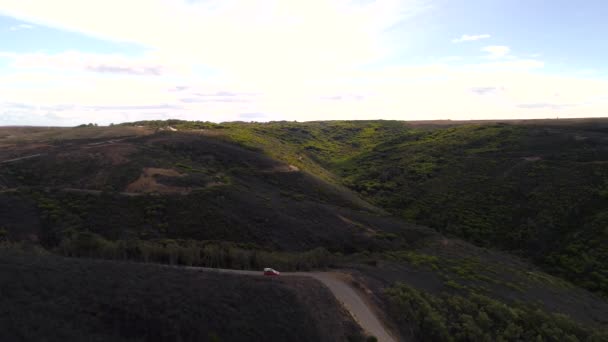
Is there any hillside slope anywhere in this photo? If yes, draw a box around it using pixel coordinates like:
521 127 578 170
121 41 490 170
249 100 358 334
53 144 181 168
0 249 364 342
185 119 608 297
0 128 431 254
2 122 608 341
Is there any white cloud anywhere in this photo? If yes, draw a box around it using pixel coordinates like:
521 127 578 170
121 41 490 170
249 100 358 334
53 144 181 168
8 23 34 31
0 1 607 125
0 0 431 82
481 45 511 59
0 51 192 76
452 34 490 43
2 59 608 126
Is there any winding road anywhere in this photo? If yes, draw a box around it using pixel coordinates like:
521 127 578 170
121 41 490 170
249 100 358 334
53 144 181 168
182 266 398 342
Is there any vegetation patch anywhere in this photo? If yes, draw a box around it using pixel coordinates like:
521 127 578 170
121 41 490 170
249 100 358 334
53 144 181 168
385 282 608 342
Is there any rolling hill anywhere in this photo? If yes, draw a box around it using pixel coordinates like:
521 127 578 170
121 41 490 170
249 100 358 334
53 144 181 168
1 120 608 341
184 119 608 298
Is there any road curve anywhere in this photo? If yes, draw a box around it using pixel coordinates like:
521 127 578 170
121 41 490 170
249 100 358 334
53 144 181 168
307 272 398 342
181 266 398 342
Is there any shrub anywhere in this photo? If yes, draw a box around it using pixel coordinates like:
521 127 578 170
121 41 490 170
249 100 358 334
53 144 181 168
385 282 608 342
55 237 336 272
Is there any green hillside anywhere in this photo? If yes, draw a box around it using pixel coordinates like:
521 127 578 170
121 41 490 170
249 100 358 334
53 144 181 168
2 120 608 341
184 119 608 297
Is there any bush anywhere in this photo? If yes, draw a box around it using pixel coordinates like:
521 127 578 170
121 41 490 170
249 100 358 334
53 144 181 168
55 236 335 272
58 231 113 257
385 282 608 342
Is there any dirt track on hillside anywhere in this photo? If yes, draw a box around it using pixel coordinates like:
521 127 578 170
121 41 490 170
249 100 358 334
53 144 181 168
0 153 44 164
181 266 399 342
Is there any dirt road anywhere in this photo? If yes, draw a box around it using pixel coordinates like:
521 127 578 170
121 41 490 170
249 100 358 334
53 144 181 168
0 153 43 164
183 266 398 342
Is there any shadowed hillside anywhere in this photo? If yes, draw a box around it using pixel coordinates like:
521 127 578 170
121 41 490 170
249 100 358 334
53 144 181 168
0 129 431 254
0 248 364 342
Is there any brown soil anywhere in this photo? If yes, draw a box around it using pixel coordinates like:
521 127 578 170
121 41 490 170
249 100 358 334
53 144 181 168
87 143 137 165
126 168 190 194
337 214 377 236
261 164 300 173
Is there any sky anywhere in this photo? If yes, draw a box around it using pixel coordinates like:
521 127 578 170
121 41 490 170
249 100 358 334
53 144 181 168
0 0 607 126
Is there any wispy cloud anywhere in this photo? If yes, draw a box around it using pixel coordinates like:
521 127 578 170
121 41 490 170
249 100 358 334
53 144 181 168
452 34 490 43
0 0 432 82
321 94 365 101
2 102 35 110
0 51 175 76
470 87 504 95
517 103 577 110
481 45 511 59
85 65 162 76
86 104 182 111
193 91 257 97
180 97 251 103
2 66 608 125
180 91 258 103
169 86 190 92
9 23 34 31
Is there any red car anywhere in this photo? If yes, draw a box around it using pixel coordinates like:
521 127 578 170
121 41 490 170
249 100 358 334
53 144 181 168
263 268 280 276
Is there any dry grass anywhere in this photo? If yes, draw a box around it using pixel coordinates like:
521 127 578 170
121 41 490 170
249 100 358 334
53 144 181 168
126 168 190 194
0 126 152 144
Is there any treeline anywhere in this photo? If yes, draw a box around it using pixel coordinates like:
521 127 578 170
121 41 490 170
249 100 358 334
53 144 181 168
385 282 608 342
56 231 335 271
119 119 222 130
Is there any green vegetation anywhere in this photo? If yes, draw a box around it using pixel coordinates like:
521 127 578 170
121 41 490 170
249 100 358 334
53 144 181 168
365 249 531 296
174 120 608 297
120 119 221 130
3 180 403 254
57 231 335 271
383 250 440 270
329 122 608 297
385 282 608 342
3 119 608 339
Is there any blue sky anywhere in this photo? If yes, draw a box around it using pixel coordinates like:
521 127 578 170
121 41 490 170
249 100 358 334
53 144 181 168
0 0 607 126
